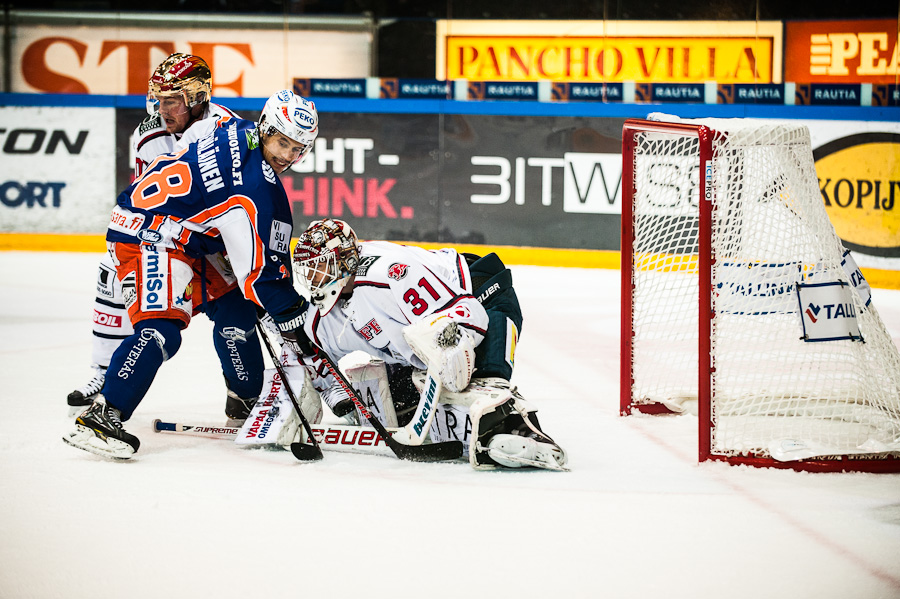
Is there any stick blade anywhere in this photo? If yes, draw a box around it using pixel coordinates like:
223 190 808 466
392 439 464 462
290 442 324 461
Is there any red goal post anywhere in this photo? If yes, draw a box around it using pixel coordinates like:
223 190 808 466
620 117 900 473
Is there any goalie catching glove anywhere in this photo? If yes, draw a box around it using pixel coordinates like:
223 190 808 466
403 314 476 393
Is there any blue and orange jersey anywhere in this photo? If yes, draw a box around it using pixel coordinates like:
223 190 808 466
107 118 300 317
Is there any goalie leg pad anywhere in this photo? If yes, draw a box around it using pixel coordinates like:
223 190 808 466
345 359 398 427
236 367 323 447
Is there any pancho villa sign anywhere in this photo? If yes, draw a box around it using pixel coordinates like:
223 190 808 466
437 20 783 83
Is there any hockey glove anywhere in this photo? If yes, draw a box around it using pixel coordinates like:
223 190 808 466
439 328 476 392
321 383 357 419
273 299 314 356
404 315 476 393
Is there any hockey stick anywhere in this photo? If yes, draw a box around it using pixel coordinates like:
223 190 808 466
153 419 398 457
255 322 323 462
314 348 464 462
397 363 442 445
152 420 241 438
399 320 463 445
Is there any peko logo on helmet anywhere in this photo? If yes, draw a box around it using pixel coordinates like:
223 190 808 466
293 107 316 131
258 90 319 165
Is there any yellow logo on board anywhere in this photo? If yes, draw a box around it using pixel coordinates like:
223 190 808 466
815 133 899 258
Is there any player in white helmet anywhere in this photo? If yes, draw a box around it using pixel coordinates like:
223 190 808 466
284 219 568 471
63 90 320 460
256 90 318 173
66 54 266 426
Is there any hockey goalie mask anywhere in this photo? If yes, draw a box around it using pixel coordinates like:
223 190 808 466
293 219 359 315
146 53 212 117
258 90 318 172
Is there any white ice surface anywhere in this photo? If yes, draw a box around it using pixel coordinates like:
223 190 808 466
1 251 899 599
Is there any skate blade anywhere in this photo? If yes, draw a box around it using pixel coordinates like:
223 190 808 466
62 425 135 461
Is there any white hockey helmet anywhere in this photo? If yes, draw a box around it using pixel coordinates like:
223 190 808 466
292 219 359 315
146 53 212 115
258 90 318 167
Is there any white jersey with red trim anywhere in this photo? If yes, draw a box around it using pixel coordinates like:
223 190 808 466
130 102 238 178
301 241 488 387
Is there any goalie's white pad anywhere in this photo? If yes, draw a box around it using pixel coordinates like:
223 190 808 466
345 359 397 427
235 366 323 447
403 315 476 392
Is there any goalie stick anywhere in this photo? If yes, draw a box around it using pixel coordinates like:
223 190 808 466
153 419 397 457
314 348 464 462
397 321 459 446
256 322 323 462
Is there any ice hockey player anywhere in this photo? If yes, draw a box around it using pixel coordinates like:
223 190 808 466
66 53 263 426
285 219 568 470
63 90 319 460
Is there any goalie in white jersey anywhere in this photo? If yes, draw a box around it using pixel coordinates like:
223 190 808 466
283 219 567 470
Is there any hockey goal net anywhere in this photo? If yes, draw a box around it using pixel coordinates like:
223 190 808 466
620 117 900 472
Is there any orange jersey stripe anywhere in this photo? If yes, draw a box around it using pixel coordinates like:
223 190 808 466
187 194 265 305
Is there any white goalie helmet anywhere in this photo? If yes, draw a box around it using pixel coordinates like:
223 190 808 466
258 90 319 167
293 219 360 315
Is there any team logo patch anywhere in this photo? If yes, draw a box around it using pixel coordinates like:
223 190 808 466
139 113 162 135
387 263 408 281
174 283 192 314
355 255 379 276
357 318 382 341
138 229 163 244
141 247 169 312
220 326 249 343
450 304 471 319
121 271 137 308
270 220 290 254
93 310 122 328
96 265 116 299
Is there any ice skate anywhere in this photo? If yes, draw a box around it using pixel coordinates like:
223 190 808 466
225 387 258 426
470 394 569 471
66 367 106 417
63 398 140 460
483 432 568 471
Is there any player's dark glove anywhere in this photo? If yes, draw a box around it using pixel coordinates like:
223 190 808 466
273 299 314 356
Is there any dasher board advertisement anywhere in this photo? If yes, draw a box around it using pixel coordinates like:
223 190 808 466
12 11 372 96
437 20 783 84
0 106 115 233
785 19 899 84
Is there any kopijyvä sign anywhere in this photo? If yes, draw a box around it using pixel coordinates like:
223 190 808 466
814 132 900 259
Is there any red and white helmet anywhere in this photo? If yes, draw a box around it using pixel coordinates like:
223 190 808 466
292 219 359 315
146 53 212 115
258 90 318 167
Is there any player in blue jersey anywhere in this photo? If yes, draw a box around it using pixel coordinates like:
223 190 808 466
66 54 260 426
63 90 319 460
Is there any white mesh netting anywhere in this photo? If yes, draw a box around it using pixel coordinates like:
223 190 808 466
627 118 900 464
